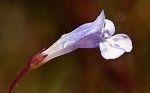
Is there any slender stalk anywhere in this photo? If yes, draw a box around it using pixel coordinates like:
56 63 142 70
8 64 30 93
8 48 47 93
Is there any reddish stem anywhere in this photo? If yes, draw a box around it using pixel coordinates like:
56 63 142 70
8 48 47 93
8 64 30 93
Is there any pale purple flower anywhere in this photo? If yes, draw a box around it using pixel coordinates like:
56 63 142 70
41 10 132 63
8 10 133 93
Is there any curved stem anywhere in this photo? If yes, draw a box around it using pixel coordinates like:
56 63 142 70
8 64 30 93
8 48 47 93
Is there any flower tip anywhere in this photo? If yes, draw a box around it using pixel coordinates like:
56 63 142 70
101 9 104 13
100 9 105 17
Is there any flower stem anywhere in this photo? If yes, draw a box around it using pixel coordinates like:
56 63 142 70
8 64 30 93
8 48 48 93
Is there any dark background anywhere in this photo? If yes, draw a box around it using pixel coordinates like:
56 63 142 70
0 0 150 93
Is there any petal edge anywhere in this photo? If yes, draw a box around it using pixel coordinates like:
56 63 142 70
107 34 133 52
99 41 125 59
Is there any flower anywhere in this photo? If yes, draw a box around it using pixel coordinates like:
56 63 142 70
41 10 132 64
8 10 133 93
14 10 132 70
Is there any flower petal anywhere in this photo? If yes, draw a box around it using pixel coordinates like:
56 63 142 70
62 10 105 49
91 10 105 33
42 10 106 61
107 34 132 52
104 19 115 36
94 10 105 25
99 41 125 59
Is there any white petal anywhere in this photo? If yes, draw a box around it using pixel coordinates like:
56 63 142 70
107 34 132 52
99 41 125 59
104 19 115 36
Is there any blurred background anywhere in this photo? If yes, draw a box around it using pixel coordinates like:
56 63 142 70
0 0 150 93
